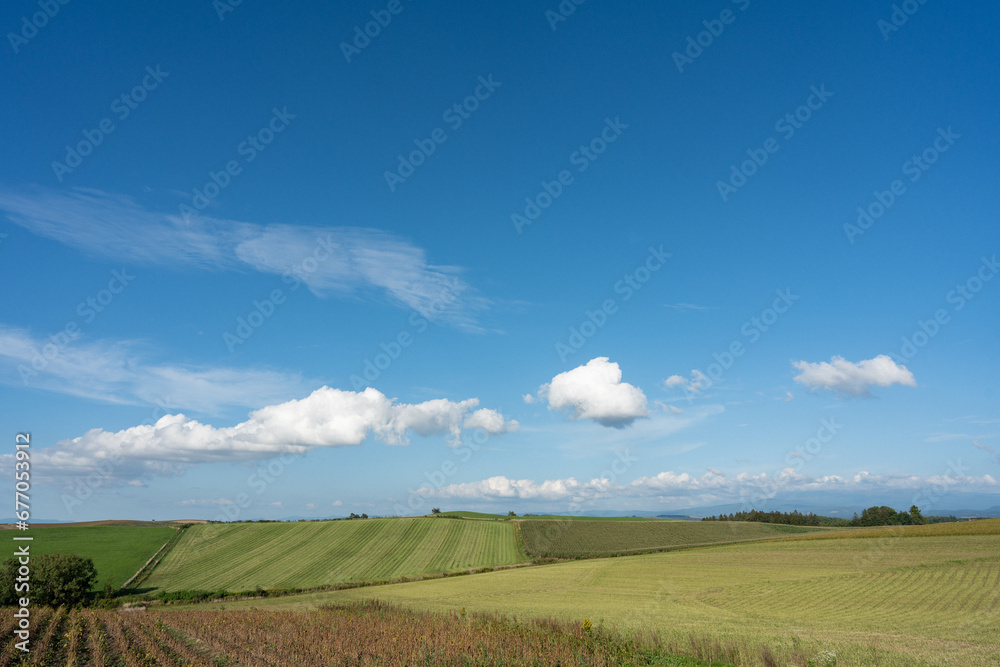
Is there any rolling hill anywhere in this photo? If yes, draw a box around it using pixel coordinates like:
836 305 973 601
142 517 526 592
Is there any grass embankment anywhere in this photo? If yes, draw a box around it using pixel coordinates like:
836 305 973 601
214 522 1000 666
143 517 527 592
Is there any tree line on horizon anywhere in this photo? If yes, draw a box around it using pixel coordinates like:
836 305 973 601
702 509 830 526
702 505 962 527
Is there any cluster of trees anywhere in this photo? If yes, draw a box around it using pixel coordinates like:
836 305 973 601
849 505 926 526
347 512 369 519
0 553 98 607
702 509 826 526
702 505 938 527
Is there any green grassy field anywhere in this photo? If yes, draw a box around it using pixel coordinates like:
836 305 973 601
434 511 665 521
788 516 1000 540
143 517 527 592
520 518 832 557
209 519 1000 666
431 511 511 519
46 516 835 596
518 515 668 521
9 524 177 591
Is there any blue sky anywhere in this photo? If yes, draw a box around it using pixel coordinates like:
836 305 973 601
1 0 998 521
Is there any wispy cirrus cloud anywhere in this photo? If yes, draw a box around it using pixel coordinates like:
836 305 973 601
0 186 488 330
0 187 246 268
0 326 310 415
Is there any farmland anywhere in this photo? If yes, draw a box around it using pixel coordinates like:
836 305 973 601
0 603 718 666
787 515 1000 540
212 520 1000 666
436 511 666 521
139 517 836 592
520 518 831 557
7 523 177 591
143 517 526 592
4 516 998 665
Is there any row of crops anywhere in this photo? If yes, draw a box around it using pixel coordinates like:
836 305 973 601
518 517 826 557
143 517 527 592
0 603 687 666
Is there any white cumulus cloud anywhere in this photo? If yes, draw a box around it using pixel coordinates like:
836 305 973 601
464 408 519 434
4 386 517 481
663 369 711 396
420 475 607 501
664 375 686 388
792 354 916 396
418 469 999 508
535 357 648 428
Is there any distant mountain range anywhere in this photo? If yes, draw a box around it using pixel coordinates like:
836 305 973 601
534 490 1000 520
654 505 1000 520
8 491 1000 524
571 502 1000 520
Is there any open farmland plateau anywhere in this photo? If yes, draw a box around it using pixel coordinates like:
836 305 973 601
204 518 1000 666
3 516 998 665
